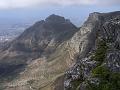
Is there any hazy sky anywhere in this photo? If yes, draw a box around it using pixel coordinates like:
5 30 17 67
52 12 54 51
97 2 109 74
0 0 120 25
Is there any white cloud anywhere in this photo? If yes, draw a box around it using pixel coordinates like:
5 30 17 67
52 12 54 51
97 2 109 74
96 0 120 6
0 0 97 9
0 0 119 9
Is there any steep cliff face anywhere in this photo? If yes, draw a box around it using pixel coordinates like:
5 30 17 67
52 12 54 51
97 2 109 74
64 11 120 90
0 15 78 90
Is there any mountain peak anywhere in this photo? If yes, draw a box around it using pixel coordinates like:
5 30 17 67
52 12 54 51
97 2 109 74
7 14 78 53
45 14 66 23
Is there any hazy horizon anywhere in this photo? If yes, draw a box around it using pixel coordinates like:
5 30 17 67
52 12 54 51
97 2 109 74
0 0 120 26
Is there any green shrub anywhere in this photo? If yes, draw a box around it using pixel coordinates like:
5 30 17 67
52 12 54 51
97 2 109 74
92 66 110 79
109 73 120 90
90 66 120 90
71 79 82 90
92 40 108 63
88 39 120 90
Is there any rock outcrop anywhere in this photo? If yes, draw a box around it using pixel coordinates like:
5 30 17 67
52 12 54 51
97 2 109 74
64 11 120 90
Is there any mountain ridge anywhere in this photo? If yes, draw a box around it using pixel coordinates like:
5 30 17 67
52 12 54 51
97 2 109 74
64 11 120 90
0 11 120 90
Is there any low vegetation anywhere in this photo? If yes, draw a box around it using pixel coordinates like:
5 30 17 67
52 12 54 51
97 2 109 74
92 40 108 63
88 39 120 90
71 79 82 90
88 65 120 90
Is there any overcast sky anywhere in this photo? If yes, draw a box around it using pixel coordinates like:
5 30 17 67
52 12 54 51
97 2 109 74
0 0 120 25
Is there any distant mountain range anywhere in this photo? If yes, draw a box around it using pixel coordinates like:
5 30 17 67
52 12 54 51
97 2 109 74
0 11 120 90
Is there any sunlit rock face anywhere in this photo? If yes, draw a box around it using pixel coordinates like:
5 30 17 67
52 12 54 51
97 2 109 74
64 11 120 90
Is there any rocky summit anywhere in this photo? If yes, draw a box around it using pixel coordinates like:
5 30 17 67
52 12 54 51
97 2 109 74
0 11 120 90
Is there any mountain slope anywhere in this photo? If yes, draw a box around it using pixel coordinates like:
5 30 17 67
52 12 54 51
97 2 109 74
64 11 120 90
0 11 120 90
0 14 78 90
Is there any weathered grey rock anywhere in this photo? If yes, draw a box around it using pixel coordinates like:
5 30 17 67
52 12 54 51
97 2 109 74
64 11 120 90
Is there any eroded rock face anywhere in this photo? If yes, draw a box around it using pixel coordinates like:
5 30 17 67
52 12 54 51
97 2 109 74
106 51 120 72
103 16 120 72
64 11 120 90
